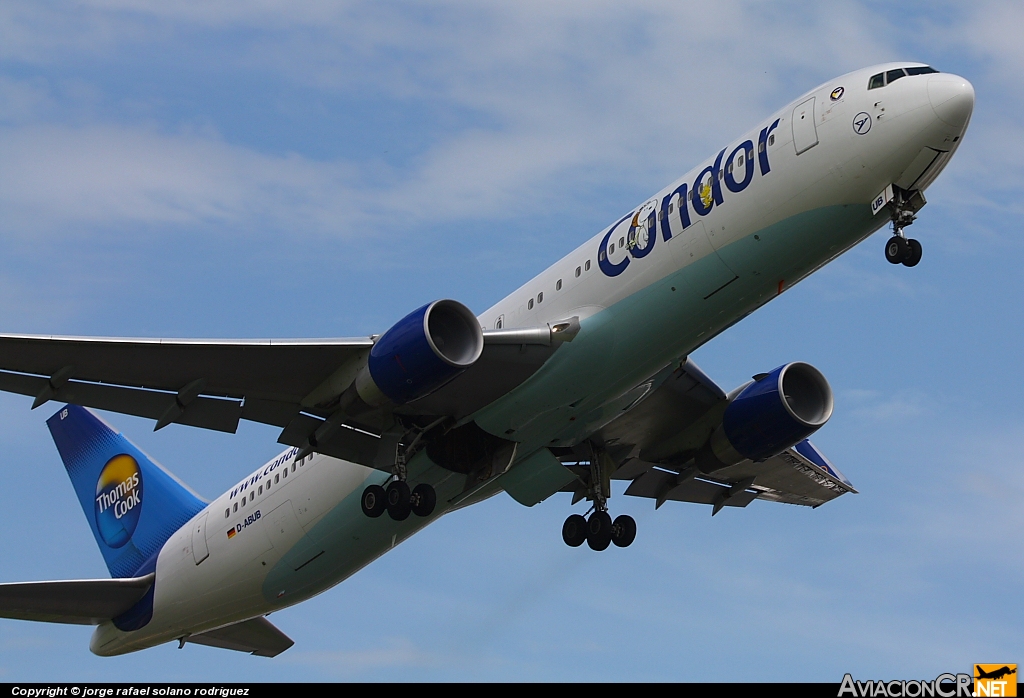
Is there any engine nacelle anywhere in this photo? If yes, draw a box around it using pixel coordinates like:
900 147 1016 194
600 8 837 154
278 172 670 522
355 299 484 406
696 362 833 473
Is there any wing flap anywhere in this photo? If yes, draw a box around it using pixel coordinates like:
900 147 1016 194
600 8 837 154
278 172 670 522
624 469 758 508
0 371 244 433
621 440 855 511
0 574 154 625
187 616 294 657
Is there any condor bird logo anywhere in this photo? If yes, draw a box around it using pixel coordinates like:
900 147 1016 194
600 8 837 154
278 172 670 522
94 454 143 548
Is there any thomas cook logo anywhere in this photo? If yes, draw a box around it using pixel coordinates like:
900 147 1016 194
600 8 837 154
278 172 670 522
975 665 1016 697
94 454 143 548
831 86 845 101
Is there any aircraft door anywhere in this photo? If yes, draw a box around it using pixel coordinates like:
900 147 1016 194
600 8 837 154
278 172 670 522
668 220 738 300
792 97 818 155
191 512 210 564
265 500 322 572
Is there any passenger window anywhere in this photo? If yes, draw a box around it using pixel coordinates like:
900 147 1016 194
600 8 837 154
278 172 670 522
868 73 885 89
657 210 663 220
258 485 263 495
537 292 543 303
575 266 581 277
609 243 614 253
619 237 624 248
225 508 230 518
758 142 765 153
556 279 562 291
495 316 503 329
768 135 775 146
241 498 245 507
250 492 254 502
285 467 289 476
668 203 674 213
275 474 279 484
233 502 238 512
886 69 906 84
528 299 534 309
585 260 591 271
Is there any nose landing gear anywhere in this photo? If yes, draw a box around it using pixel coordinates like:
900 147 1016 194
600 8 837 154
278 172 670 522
884 187 924 267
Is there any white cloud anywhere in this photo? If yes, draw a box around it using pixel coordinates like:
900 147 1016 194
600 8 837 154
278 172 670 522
0 1 903 241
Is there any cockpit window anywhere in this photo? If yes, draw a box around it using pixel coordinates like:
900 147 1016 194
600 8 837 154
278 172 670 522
869 66 938 90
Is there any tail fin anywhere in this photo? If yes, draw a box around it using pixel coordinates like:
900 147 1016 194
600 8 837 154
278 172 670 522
47 405 207 578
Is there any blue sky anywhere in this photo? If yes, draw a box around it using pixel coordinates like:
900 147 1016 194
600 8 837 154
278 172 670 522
0 0 1021 682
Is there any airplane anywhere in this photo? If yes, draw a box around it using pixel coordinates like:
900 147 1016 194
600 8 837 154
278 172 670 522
976 667 1017 681
0 62 974 657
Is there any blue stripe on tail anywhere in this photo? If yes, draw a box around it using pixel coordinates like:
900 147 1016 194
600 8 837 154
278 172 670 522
47 405 206 579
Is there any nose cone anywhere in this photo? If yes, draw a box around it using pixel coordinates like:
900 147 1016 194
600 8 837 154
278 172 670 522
928 74 975 129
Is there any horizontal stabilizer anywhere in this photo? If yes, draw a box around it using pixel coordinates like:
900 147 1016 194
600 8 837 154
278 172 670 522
187 616 294 657
0 574 153 625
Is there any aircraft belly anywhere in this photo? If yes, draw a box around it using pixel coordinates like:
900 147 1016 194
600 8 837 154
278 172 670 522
260 452 467 605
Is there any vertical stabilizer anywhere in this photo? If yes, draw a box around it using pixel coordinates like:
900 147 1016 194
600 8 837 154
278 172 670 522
47 405 206 578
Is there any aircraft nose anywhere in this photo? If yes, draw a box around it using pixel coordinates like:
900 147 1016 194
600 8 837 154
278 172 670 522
927 74 975 129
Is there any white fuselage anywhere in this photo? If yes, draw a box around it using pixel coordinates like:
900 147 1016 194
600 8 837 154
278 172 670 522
90 63 973 655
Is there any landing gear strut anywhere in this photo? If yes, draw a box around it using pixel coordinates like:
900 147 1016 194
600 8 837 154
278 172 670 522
884 188 923 267
560 445 636 550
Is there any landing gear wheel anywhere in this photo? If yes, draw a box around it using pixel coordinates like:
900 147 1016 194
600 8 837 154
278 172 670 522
386 480 411 521
903 238 922 267
411 483 436 517
885 236 909 264
611 514 637 548
360 484 387 518
586 511 613 551
562 514 588 547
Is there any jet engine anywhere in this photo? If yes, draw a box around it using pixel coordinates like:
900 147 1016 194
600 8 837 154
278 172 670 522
696 362 833 473
355 299 484 406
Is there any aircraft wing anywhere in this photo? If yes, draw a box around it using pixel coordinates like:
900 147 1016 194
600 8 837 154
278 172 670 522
584 359 856 513
0 574 154 625
186 616 294 657
0 330 559 471
0 333 375 433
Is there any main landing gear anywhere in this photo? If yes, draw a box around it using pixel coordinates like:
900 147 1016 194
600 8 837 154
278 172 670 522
561 445 636 551
361 480 436 520
562 510 636 551
884 188 923 267
360 442 436 521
